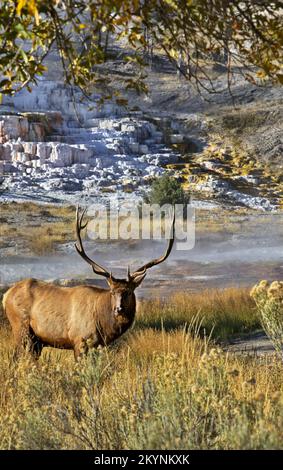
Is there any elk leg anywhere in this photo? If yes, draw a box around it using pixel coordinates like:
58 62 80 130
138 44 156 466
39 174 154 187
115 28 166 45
28 328 43 360
73 336 100 361
13 324 43 360
11 319 30 359
73 340 87 361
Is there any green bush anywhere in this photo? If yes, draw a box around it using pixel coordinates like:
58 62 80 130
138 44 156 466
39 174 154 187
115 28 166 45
144 174 190 207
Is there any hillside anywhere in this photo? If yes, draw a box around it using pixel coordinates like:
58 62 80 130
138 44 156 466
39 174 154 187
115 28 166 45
0 48 282 210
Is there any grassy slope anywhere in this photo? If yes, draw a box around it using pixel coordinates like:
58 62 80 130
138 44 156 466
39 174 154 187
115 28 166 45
0 202 75 255
121 61 283 207
2 201 281 257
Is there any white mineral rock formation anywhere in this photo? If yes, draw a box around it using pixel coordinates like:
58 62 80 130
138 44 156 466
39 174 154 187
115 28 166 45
0 79 181 202
0 78 277 211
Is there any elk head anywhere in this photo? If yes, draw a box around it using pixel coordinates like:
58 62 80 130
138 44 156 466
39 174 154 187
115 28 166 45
75 207 175 319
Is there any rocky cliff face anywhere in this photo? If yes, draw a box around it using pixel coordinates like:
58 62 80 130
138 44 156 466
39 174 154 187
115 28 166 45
124 61 282 211
0 54 282 211
0 80 183 203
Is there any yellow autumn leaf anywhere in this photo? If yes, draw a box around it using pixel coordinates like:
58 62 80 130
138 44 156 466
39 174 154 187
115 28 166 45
17 0 40 25
37 64 48 72
27 0 40 25
169 48 179 59
16 0 27 15
114 16 129 26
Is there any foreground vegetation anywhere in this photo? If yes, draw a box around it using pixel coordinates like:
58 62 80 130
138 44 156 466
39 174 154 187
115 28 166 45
1 287 283 450
1 1 282 99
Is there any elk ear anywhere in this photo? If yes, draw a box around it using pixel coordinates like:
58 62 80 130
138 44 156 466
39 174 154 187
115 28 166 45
131 271 147 288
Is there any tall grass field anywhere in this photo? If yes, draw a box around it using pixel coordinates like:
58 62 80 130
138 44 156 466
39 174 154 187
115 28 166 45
0 287 283 450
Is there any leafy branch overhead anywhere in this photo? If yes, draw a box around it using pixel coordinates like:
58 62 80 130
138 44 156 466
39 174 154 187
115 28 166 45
0 0 282 100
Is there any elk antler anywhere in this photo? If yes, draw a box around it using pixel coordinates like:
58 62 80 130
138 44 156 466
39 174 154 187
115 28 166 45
75 206 111 279
129 209 175 279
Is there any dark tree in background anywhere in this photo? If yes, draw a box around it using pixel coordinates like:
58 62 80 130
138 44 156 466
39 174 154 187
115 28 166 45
144 175 190 207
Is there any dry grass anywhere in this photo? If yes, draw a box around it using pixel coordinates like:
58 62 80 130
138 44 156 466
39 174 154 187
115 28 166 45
1 286 280 450
0 202 75 255
0 321 283 450
137 287 258 340
24 220 73 255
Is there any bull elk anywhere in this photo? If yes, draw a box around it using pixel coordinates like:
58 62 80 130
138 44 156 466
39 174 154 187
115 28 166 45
3 208 175 360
